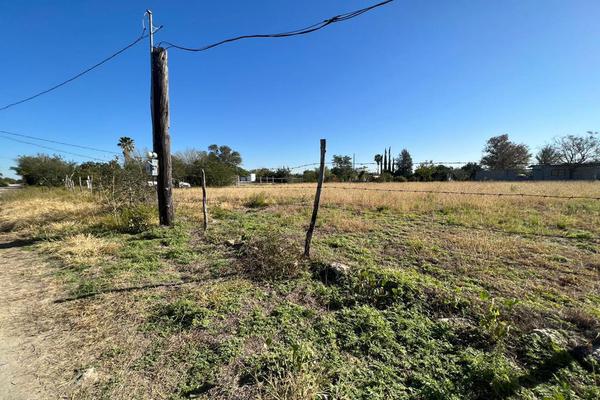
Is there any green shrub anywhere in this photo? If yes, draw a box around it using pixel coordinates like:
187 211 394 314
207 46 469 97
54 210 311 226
240 230 306 280
244 192 270 208
150 299 213 330
118 204 155 233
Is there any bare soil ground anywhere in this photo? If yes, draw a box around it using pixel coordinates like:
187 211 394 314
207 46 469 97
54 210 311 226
0 237 59 400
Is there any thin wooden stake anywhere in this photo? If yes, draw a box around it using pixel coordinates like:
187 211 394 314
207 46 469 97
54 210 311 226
304 139 326 258
201 169 208 231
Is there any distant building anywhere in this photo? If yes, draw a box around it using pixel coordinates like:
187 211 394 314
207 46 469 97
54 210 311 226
531 163 600 180
238 173 256 184
475 169 530 181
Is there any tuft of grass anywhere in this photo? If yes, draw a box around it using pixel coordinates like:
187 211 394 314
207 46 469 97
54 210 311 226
150 299 214 331
40 233 121 265
244 192 271 208
240 230 307 280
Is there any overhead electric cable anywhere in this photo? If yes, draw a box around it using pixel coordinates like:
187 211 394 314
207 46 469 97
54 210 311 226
159 0 393 52
0 134 109 162
0 24 163 112
0 130 119 155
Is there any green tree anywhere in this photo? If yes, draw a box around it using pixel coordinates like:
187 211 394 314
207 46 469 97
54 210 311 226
208 144 242 166
395 149 413 178
118 137 135 163
413 162 436 181
331 155 355 181
374 154 382 174
481 134 530 170
11 154 75 186
535 145 560 165
193 144 246 186
460 162 482 180
302 169 317 182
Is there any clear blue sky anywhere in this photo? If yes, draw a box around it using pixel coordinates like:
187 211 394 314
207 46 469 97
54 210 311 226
2 0 600 178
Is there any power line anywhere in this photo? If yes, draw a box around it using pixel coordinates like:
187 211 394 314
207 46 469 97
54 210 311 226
159 0 394 52
0 130 120 155
0 134 109 162
0 25 162 112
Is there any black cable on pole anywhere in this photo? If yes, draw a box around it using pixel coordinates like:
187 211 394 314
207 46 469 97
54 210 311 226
0 134 109 162
0 130 120 155
0 26 163 112
159 0 394 52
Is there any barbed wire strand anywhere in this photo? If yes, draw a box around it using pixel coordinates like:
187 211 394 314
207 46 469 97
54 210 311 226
208 183 600 201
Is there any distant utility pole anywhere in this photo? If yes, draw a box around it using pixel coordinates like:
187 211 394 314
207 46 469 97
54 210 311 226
147 10 174 226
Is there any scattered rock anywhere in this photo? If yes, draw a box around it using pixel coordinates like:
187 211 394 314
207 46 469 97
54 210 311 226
531 328 568 347
330 262 350 275
75 367 99 385
224 239 243 249
315 262 351 284
438 317 474 328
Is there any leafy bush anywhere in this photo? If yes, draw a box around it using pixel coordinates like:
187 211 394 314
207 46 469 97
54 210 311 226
150 299 213 330
244 192 270 208
240 230 306 280
118 204 156 233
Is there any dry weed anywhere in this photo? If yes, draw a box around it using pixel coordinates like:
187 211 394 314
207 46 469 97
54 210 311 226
40 233 121 265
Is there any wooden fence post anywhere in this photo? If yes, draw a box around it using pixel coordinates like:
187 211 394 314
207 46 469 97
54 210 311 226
304 139 326 257
201 169 208 231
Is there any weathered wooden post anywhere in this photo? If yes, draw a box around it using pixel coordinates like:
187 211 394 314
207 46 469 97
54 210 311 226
151 46 174 226
201 169 208 231
304 139 326 257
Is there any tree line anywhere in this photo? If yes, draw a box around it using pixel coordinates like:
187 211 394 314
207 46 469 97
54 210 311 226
7 131 599 187
10 137 248 188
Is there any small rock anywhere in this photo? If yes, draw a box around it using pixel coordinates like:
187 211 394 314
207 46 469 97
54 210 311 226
317 262 351 284
330 262 350 275
531 328 568 347
76 367 99 385
438 317 474 328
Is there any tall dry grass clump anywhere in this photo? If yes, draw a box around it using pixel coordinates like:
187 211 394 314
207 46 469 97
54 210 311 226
0 189 98 234
40 233 121 265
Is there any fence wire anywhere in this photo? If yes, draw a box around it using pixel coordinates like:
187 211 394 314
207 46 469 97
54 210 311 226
196 183 600 201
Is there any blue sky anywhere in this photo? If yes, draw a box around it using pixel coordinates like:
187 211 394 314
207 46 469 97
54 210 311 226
2 0 600 178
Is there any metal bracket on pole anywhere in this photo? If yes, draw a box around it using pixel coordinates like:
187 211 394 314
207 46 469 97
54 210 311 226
146 9 154 50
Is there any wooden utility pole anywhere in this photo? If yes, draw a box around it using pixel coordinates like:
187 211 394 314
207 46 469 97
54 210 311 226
304 139 326 258
148 11 174 226
151 46 174 226
201 169 208 231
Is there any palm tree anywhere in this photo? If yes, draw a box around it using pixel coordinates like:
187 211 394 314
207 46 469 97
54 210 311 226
374 154 382 174
118 137 135 163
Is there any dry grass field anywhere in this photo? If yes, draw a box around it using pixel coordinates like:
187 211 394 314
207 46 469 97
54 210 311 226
0 181 599 399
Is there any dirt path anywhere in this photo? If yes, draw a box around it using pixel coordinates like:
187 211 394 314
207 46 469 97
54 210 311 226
0 238 55 400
